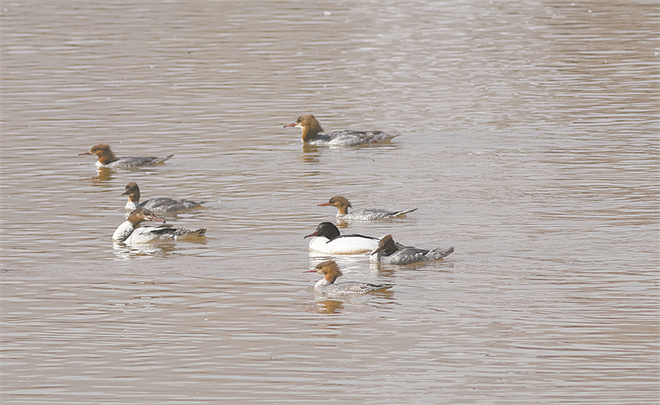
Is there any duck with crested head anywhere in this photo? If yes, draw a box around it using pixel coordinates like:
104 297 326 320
122 182 204 214
284 114 398 146
318 196 417 221
79 143 173 168
370 234 454 265
305 260 392 296
112 207 206 245
304 222 381 255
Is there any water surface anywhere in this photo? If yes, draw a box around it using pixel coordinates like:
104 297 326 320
1 1 658 403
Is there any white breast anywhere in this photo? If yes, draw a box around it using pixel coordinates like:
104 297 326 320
112 221 135 242
123 227 160 245
308 236 379 255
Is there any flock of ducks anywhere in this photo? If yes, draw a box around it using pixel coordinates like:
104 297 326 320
80 114 454 297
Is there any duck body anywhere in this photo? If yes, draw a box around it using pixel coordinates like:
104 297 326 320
318 196 417 221
370 234 454 265
100 156 172 169
307 234 380 255
339 208 418 221
306 260 391 296
119 225 207 244
80 144 173 168
306 130 395 147
313 278 390 296
122 182 203 214
112 208 206 245
285 115 397 146
305 222 380 255
127 197 203 213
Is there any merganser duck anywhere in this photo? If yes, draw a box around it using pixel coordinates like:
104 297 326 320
122 182 204 214
112 207 207 244
305 260 392 296
284 114 398 146
304 222 380 254
318 196 417 221
370 234 454 265
79 143 173 168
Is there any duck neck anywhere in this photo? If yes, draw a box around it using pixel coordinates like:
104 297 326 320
128 190 140 205
301 127 318 142
98 150 118 165
383 243 399 256
301 121 323 142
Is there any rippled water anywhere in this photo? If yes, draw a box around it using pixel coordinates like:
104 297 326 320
2 0 658 403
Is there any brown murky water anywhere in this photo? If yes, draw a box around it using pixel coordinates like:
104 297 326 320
2 1 658 403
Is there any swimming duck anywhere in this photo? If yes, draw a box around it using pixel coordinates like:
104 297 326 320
318 196 417 221
122 182 204 214
305 260 392 296
284 114 397 146
79 143 173 168
370 234 454 265
304 222 381 255
112 207 206 244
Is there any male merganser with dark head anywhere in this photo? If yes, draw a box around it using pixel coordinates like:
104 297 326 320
304 222 380 254
122 182 204 214
79 143 173 168
112 207 207 244
370 234 454 265
318 196 417 221
284 114 398 146
305 260 392 296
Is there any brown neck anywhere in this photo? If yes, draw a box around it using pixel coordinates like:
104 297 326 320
98 150 118 164
127 215 145 227
301 127 319 142
383 242 399 255
302 120 324 142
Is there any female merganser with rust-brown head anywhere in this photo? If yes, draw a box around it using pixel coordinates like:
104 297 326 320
305 260 391 296
370 234 454 265
122 182 204 214
113 207 206 244
318 196 417 221
284 114 398 146
79 143 173 168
